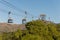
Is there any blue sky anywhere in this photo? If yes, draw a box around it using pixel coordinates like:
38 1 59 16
0 0 60 24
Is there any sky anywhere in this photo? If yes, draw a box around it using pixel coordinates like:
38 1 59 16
0 0 60 24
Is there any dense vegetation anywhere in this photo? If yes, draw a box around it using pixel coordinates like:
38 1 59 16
0 20 60 40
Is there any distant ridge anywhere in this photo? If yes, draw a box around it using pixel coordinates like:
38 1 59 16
0 23 26 32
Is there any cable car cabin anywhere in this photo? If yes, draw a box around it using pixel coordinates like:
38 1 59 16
8 18 13 23
22 18 26 24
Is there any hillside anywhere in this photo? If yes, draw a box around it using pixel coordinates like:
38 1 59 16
0 20 60 40
0 23 26 32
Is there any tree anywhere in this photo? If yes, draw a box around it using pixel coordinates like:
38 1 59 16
22 34 43 40
26 20 60 40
